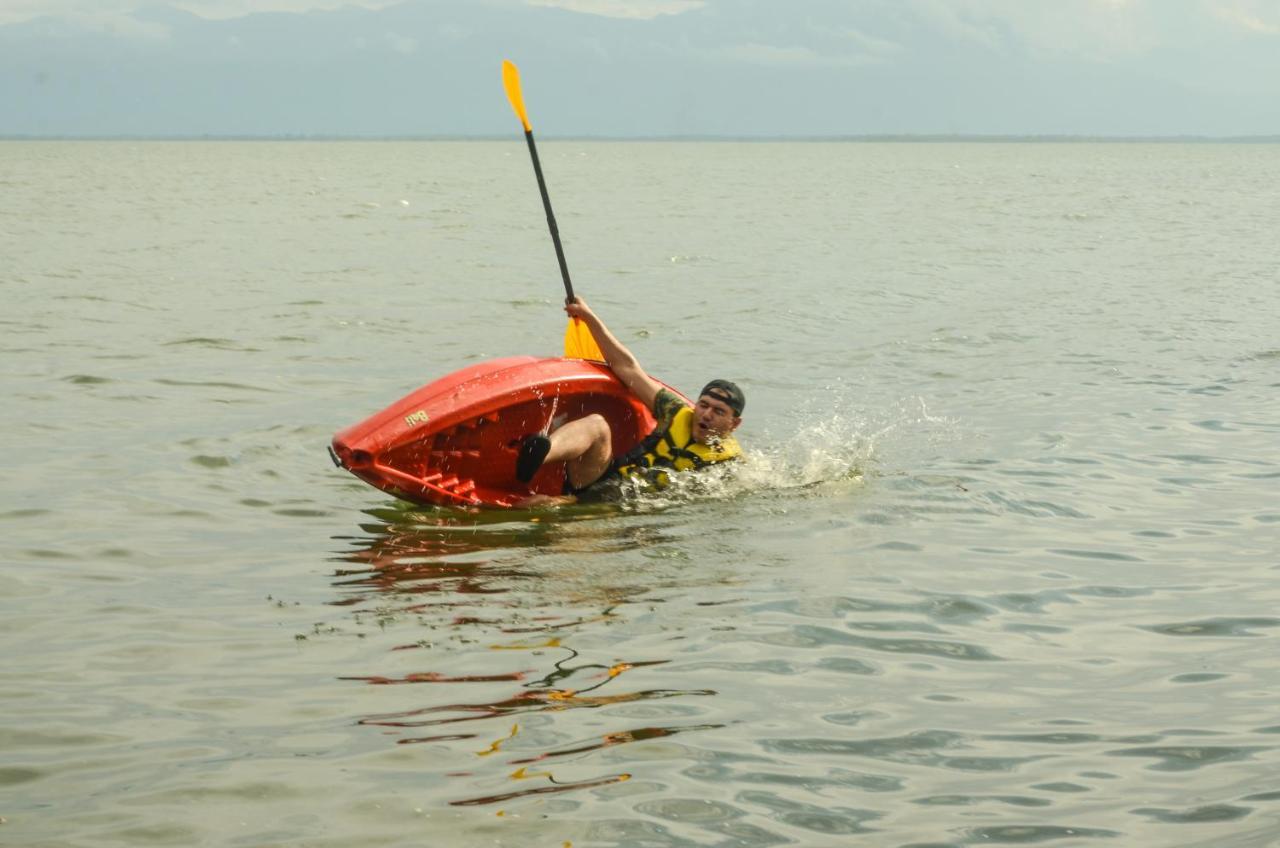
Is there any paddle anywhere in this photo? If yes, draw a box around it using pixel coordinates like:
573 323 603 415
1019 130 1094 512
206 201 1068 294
501 60 605 361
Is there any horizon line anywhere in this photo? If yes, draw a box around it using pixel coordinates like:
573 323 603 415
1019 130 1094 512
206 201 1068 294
4 133 1280 143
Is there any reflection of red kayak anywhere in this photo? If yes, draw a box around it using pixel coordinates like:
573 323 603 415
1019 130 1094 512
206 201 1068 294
331 356 684 508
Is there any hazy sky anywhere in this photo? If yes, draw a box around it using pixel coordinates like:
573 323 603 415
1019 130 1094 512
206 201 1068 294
3 0 1278 137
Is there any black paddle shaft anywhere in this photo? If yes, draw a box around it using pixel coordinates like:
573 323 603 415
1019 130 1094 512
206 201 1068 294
524 129 575 303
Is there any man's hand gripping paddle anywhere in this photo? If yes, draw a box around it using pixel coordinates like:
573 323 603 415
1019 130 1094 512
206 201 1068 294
501 60 605 362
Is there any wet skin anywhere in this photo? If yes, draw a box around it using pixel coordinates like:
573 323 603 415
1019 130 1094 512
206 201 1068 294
692 394 740 445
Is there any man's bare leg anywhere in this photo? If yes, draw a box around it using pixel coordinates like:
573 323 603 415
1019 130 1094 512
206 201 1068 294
544 414 612 490
514 414 612 508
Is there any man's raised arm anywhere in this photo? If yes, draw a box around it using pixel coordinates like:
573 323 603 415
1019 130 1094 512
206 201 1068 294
564 298 662 410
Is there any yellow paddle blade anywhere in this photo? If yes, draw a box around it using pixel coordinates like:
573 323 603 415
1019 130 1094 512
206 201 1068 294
501 60 532 132
564 318 605 361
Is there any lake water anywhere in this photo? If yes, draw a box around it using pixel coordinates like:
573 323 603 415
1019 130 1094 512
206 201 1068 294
3 140 1279 847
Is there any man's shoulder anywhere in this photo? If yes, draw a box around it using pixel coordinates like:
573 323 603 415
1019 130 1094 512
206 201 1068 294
653 388 689 421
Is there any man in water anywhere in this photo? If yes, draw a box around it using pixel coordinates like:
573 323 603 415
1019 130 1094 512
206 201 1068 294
516 297 744 504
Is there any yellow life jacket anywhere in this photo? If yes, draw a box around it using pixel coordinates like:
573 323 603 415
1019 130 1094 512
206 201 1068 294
613 405 741 489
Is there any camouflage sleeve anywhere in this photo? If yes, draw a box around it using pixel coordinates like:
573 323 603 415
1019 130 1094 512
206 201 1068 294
652 389 687 424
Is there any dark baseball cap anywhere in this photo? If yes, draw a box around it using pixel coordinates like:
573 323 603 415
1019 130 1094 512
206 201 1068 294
700 379 745 416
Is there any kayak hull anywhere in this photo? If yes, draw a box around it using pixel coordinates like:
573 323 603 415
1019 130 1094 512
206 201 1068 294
331 356 678 508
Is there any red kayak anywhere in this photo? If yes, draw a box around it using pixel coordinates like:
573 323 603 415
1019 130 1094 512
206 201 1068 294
331 356 684 508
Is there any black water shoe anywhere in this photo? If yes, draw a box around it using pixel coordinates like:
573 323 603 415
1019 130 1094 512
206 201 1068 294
515 434 552 483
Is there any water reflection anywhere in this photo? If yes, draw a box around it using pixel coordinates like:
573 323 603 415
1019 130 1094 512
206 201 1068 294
357 675 716 731
320 498 1280 842
328 506 549 605
329 503 672 607
330 504 726 808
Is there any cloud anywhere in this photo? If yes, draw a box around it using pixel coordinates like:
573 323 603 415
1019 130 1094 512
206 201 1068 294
2 0 1277 137
171 0 402 19
904 0 1003 50
10 9 173 38
524 0 704 20
838 26 904 60
905 0 1162 59
0 1 125 26
1212 0 1280 34
0 0 402 25
84 12 172 38
0 0 705 27
713 37 895 69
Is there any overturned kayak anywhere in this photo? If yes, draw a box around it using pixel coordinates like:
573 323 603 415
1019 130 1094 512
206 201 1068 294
331 356 683 508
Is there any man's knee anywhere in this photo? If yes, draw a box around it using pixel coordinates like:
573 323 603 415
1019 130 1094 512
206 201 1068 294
567 414 613 488
582 413 611 445
581 415 614 456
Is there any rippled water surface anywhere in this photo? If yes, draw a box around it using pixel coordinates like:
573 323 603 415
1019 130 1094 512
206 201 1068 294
3 141 1279 846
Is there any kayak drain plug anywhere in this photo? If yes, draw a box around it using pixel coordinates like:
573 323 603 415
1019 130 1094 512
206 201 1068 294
329 444 372 469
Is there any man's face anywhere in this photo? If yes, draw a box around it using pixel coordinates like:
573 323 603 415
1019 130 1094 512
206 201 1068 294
693 394 741 445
